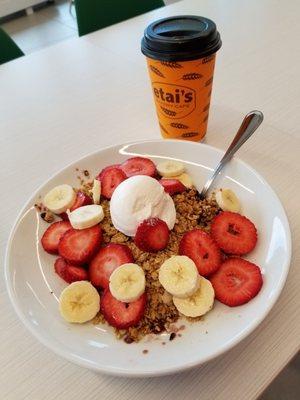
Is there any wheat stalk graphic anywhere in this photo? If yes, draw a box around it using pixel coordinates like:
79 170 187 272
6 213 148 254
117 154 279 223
170 122 189 129
160 61 182 69
182 132 198 138
160 106 177 116
181 73 203 80
149 65 165 78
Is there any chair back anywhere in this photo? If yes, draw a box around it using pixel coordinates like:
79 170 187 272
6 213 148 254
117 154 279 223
75 0 164 36
0 27 24 65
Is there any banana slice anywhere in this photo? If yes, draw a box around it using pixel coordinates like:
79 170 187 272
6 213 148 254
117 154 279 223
59 281 100 323
159 255 199 298
68 204 104 229
173 277 214 317
91 179 101 204
43 184 76 214
215 188 241 212
109 263 145 302
157 160 185 178
171 172 193 188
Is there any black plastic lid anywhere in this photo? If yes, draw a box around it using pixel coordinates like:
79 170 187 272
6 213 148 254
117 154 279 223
141 15 222 62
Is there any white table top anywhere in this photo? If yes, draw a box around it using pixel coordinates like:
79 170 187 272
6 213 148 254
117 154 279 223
1 0 300 399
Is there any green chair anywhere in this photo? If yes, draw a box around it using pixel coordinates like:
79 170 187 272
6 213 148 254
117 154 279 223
0 26 24 65
74 0 165 36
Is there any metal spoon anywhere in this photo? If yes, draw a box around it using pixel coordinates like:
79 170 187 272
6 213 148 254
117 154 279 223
199 110 264 199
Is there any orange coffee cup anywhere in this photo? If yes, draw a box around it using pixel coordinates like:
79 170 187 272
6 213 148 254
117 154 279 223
141 16 222 141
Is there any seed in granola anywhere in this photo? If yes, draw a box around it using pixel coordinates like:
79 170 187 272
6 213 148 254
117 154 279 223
40 211 55 223
124 335 134 344
169 332 176 341
34 203 43 212
83 169 90 177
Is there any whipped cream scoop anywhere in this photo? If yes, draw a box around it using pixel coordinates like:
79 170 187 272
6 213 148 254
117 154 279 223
110 175 176 236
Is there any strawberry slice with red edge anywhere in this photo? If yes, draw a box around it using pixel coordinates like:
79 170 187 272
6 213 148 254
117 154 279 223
89 243 134 288
60 191 92 220
41 221 72 254
97 165 126 199
54 257 88 283
59 212 69 221
58 225 102 265
211 211 257 255
159 178 186 195
71 191 92 210
121 157 156 178
134 217 169 252
97 164 122 179
179 229 221 276
101 289 146 329
209 257 263 307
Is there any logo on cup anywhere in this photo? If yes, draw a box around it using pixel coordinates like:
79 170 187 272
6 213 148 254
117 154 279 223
152 82 196 119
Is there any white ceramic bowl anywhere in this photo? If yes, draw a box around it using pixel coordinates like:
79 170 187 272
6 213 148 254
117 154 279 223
5 140 291 377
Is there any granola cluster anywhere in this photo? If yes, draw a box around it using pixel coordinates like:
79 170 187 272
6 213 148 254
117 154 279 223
94 188 220 342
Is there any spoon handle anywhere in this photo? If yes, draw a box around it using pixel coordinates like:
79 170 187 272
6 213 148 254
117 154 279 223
200 110 264 199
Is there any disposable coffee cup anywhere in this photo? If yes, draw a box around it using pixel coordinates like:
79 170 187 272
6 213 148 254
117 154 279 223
141 16 222 141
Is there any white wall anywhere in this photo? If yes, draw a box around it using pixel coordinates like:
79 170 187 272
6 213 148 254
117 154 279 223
0 0 45 18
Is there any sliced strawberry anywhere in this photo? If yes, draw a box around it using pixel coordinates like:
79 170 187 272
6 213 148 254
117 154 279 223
101 289 146 329
98 166 126 199
179 229 221 276
134 218 169 252
121 157 156 178
211 211 257 255
54 257 69 281
97 164 122 180
159 179 186 195
71 191 93 210
89 243 134 288
65 265 88 283
59 212 69 221
60 191 92 220
58 225 102 265
41 221 72 254
54 257 88 283
209 258 263 306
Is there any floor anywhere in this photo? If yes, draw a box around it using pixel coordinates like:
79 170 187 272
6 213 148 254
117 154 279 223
0 1 299 398
0 0 177 54
0 1 77 53
259 353 300 400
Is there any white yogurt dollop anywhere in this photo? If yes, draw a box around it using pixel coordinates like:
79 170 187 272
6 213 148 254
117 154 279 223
110 175 176 236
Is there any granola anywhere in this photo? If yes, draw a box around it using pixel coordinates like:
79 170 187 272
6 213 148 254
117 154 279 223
95 188 220 342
